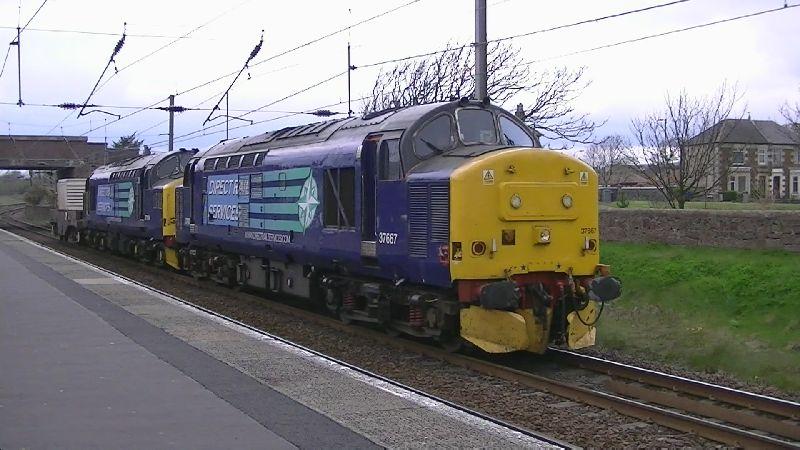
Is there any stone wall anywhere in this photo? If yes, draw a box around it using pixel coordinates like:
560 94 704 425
600 209 800 252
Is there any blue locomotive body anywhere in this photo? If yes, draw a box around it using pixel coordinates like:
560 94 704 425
79 99 618 353
178 103 456 290
85 150 193 255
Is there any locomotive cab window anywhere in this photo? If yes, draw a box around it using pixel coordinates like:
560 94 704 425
323 167 355 229
499 116 534 147
456 109 498 145
413 114 455 159
379 139 402 180
241 153 256 167
155 154 181 180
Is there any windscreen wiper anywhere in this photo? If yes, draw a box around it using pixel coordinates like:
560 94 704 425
421 138 443 153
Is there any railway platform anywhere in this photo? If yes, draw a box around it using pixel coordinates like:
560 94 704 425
0 229 560 449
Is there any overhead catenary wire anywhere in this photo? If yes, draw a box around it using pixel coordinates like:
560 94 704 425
0 0 49 85
168 96 369 147
76 23 127 117
0 46 11 78
0 100 317 114
171 0 423 100
203 30 264 125
31 0 793 146
133 62 301 137
164 1 800 147
94 0 253 93
75 0 423 138
522 2 800 65
0 25 217 40
151 70 348 146
18 0 49 33
355 0 694 70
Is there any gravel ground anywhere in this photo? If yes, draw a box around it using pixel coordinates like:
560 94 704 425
578 347 800 403
11 229 722 448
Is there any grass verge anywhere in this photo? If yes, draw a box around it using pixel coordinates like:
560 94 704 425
602 200 800 210
599 242 800 393
0 194 24 206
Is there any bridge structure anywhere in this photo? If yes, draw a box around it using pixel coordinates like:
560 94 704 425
0 135 139 178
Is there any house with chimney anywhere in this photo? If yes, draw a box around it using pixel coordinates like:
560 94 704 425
690 119 800 201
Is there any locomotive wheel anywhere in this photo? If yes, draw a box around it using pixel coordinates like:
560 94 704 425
66 228 80 244
383 325 400 337
154 246 166 267
339 310 353 325
324 288 340 315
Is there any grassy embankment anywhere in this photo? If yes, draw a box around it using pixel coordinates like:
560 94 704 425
599 242 800 393
0 194 24 206
602 200 800 210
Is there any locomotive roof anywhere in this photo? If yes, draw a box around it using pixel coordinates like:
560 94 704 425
90 149 194 180
196 101 505 161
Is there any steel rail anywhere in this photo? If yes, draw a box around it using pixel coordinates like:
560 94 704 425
548 348 800 420
2 222 798 448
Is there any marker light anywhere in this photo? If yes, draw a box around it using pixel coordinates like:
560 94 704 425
471 241 486 256
510 193 522 209
562 194 573 209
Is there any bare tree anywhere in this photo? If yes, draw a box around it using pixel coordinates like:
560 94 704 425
363 42 600 144
581 135 629 187
782 87 800 135
627 84 740 209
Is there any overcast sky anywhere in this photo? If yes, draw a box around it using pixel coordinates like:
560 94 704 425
0 0 798 152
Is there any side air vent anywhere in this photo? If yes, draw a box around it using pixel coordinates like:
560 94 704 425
408 184 429 258
429 184 449 242
408 182 450 258
175 188 184 228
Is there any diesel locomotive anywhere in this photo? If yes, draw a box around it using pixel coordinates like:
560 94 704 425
61 99 620 354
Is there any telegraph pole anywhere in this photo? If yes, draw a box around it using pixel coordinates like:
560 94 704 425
474 0 487 103
347 42 353 117
13 26 23 106
168 94 175 152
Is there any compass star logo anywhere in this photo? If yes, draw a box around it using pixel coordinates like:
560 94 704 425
297 175 319 231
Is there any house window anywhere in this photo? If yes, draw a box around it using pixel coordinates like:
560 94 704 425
757 148 766 166
771 148 784 165
730 150 744 165
793 176 799 194
323 168 355 228
736 175 747 193
729 176 735 191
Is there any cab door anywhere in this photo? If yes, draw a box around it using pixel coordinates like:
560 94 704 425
360 135 380 260
373 133 406 270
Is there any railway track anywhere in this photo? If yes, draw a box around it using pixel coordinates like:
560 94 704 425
0 203 51 235
2 211 798 449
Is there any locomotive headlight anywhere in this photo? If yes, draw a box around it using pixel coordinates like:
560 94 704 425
510 193 522 209
539 228 551 243
561 194 573 209
535 226 551 244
